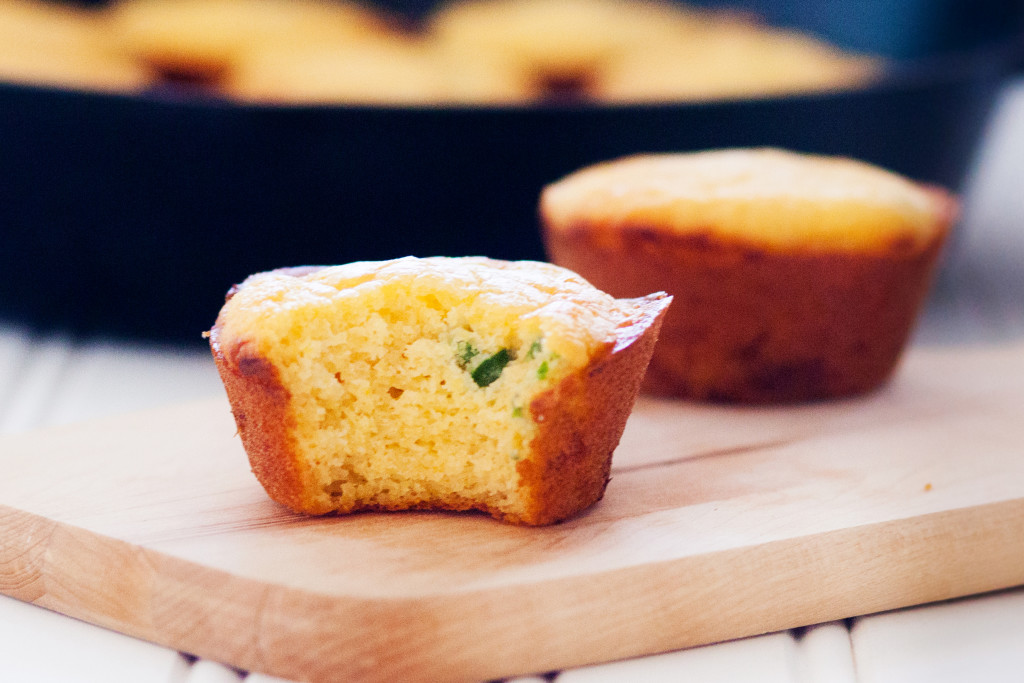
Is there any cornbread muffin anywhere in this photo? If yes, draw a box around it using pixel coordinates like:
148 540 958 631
209 257 669 525
595 20 880 103
541 149 956 403
107 0 391 83
426 0 703 99
0 0 151 93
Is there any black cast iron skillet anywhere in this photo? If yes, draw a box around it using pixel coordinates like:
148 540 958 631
1 0 1022 343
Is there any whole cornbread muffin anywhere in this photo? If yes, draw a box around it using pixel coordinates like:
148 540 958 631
541 148 956 403
107 0 391 83
209 257 669 525
0 0 152 93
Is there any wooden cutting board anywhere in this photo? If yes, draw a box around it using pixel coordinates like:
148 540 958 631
2 339 1024 683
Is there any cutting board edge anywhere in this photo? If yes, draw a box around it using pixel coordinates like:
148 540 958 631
3 493 1024 683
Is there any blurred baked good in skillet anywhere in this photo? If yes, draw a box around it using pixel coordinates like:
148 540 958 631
0 0 151 93
593 15 880 103
106 0 393 84
425 0 704 100
0 0 883 103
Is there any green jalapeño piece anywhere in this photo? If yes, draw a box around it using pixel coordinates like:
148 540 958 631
472 348 511 387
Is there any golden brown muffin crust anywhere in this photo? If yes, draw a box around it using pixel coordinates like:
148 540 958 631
211 332 304 510
520 292 668 523
547 224 948 402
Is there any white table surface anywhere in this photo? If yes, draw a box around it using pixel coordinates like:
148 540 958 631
1 76 1023 683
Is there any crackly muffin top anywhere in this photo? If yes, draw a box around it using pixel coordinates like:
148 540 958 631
541 148 955 252
215 256 644 370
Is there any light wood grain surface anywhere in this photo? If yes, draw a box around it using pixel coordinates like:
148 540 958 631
2 336 1024 682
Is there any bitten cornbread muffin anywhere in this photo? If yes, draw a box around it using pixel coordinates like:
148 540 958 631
209 257 670 525
541 149 956 403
